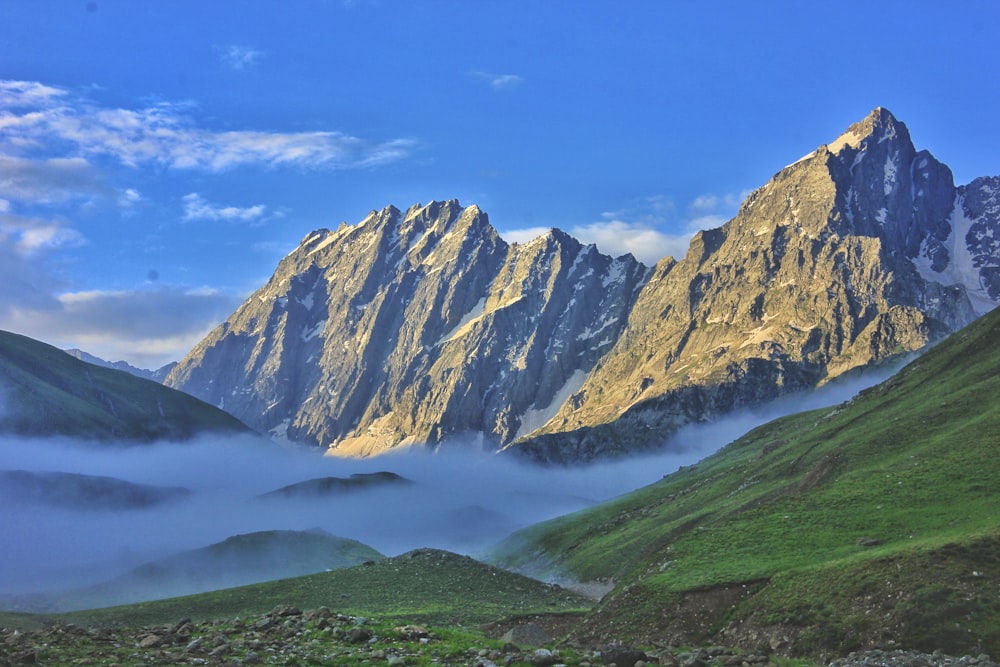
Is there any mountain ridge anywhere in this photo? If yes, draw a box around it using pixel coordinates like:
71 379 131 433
0 329 251 442
166 108 1000 461
165 199 650 456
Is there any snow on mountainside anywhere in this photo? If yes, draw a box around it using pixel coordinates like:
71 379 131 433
165 200 649 456
167 109 1000 462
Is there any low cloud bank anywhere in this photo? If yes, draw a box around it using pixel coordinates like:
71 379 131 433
0 364 894 598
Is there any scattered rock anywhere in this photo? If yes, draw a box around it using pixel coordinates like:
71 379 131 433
501 621 550 647
346 626 373 643
532 647 560 666
600 643 648 667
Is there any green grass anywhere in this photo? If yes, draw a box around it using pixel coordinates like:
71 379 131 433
31 549 592 631
488 308 1000 656
0 329 249 441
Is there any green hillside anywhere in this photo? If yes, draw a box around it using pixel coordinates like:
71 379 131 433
12 549 592 631
30 530 385 613
488 307 1000 658
0 330 250 441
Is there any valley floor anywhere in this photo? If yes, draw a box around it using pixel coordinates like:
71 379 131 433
2 606 998 667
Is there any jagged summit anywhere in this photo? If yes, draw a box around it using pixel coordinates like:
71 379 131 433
166 200 649 455
826 106 908 153
508 108 997 461
167 110 1000 462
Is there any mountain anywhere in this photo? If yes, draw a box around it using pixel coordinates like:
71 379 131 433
8 529 383 613
166 109 1000 460
487 303 1000 656
255 471 410 499
0 469 189 510
64 348 177 383
509 108 996 461
0 329 251 441
165 200 649 455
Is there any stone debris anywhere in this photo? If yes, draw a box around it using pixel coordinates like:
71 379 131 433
0 607 994 667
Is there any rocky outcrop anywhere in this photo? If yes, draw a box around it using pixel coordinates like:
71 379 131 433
165 200 649 454
508 108 993 462
167 109 1000 462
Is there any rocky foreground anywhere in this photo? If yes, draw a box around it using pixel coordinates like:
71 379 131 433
2 605 996 667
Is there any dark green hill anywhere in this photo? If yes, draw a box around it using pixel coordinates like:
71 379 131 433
0 469 189 510
488 307 1000 658
31 530 384 612
0 330 250 441
255 471 410 499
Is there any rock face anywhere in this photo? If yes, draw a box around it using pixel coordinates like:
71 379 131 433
166 109 1000 461
510 108 993 461
165 200 649 455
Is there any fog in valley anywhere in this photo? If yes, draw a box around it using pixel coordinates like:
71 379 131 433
0 364 896 606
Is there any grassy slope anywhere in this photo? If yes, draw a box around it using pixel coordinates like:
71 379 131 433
20 549 592 631
38 530 385 613
0 329 249 441
489 308 1000 656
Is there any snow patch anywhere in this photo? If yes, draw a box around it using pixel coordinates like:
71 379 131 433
576 315 620 341
307 233 338 256
785 149 818 169
827 129 863 154
884 153 898 196
300 319 327 343
912 196 997 315
514 369 588 440
435 297 487 346
603 258 626 288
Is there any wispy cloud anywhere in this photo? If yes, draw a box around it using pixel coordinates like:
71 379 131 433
0 285 243 368
500 191 750 266
217 45 265 70
0 79 418 173
568 220 692 265
472 71 524 90
0 155 106 204
182 193 267 223
0 209 86 256
0 80 66 108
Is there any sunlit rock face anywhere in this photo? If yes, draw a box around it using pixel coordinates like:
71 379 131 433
165 200 649 455
168 109 1000 463
508 108 998 462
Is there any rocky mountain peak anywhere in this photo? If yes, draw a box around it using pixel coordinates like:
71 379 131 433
825 106 909 155
508 108 996 462
166 200 649 455
168 110 1000 463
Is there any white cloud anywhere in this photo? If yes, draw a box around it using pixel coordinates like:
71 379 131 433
15 222 86 254
500 191 751 266
502 226 553 245
0 79 418 172
690 190 753 215
0 155 106 204
473 71 524 90
182 193 267 223
1 285 243 369
218 45 265 70
0 80 66 108
569 220 692 265
0 211 86 255
118 188 142 210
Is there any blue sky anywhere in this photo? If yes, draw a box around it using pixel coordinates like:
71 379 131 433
2 0 999 368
